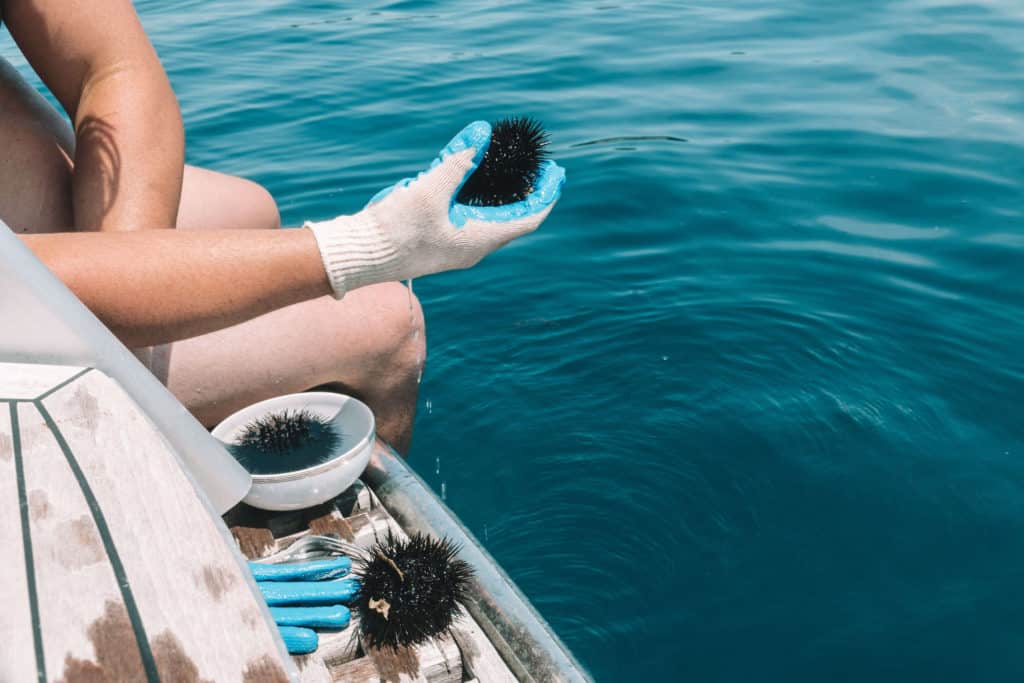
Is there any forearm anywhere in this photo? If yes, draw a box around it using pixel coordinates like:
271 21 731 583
73 62 184 231
20 229 330 348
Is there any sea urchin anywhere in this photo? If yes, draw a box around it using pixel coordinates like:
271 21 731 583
456 116 549 207
229 408 341 474
355 531 474 649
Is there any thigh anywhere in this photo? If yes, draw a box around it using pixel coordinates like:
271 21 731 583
160 282 421 427
0 58 75 232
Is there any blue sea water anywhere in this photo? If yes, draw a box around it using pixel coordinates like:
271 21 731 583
5 1 1024 680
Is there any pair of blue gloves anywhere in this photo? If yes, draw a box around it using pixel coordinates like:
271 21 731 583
249 557 358 654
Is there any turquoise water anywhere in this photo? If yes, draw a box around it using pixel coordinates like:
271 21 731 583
5 1 1024 679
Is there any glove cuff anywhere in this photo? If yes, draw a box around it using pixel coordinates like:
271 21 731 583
304 213 400 299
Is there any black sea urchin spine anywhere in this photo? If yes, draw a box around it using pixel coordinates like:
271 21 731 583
355 531 474 649
229 408 341 474
456 116 549 207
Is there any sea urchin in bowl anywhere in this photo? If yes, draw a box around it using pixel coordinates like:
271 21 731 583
212 391 375 511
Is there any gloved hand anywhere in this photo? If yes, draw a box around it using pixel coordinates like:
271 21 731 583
249 556 358 654
304 121 566 298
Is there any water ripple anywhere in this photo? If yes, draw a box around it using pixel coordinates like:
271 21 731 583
4 1 1023 679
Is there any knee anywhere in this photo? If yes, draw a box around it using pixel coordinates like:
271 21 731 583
177 167 280 231
346 282 426 392
244 180 281 230
223 177 280 231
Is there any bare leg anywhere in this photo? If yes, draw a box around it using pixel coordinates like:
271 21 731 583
176 165 281 231
162 283 425 453
170 172 426 453
1 57 425 452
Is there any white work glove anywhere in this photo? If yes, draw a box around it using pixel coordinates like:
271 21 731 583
304 121 566 298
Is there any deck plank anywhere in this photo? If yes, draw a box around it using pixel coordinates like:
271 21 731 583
451 608 518 683
293 653 333 683
17 402 148 680
37 368 293 682
0 363 86 401
0 404 39 682
325 655 379 682
364 637 462 683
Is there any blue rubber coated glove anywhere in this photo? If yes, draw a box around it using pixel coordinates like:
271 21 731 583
305 121 566 299
249 556 352 582
258 578 360 606
249 556 356 655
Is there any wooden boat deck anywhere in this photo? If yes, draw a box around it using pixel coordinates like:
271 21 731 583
0 363 291 681
0 360 587 682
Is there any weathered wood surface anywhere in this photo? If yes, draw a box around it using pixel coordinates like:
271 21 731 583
0 362 86 400
0 363 295 682
327 637 462 683
0 404 38 683
228 472 519 682
17 401 140 680
451 608 519 683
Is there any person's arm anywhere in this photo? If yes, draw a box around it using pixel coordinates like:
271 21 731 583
21 229 331 347
18 123 563 349
4 0 184 231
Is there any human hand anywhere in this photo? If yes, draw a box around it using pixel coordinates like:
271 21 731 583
305 121 566 298
249 556 357 654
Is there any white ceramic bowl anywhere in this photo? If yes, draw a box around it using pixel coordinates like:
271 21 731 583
211 392 375 511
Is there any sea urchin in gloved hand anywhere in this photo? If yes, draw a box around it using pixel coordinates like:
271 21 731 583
355 531 474 649
456 116 549 207
228 408 341 474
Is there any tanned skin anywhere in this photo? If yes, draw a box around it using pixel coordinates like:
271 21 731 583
0 2 423 450
3 1 333 347
3 0 183 231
